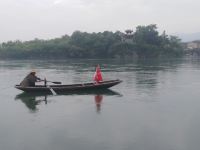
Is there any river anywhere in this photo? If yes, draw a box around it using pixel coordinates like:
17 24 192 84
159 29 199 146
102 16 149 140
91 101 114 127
0 58 200 150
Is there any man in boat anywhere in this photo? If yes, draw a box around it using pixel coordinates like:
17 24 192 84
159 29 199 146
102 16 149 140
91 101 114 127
20 70 42 87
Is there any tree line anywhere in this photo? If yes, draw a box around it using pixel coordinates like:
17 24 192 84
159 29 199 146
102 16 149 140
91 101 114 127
0 24 183 59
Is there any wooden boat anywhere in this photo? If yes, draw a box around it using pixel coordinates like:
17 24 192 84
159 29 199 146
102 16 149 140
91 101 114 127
15 79 122 93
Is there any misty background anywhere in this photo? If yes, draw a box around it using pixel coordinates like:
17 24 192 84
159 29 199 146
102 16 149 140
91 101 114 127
0 0 200 42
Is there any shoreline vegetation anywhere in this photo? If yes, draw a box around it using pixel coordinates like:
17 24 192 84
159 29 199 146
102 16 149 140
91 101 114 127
0 24 183 59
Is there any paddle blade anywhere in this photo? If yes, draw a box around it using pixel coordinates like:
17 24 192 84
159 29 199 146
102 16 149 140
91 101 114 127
47 85 57 95
51 81 62 84
50 88 57 95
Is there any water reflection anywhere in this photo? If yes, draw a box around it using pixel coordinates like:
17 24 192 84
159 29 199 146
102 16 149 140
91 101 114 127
133 59 182 93
15 93 48 112
15 89 121 112
95 95 103 113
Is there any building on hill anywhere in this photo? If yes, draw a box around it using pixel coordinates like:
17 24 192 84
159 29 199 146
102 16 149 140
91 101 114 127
186 41 200 50
183 40 200 57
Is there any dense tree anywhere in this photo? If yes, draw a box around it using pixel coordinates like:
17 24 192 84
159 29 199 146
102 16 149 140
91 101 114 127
0 24 183 59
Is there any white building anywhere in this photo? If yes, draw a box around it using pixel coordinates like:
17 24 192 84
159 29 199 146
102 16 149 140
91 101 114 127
187 41 200 49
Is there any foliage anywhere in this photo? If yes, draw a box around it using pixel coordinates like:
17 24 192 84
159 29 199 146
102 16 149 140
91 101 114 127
0 24 183 59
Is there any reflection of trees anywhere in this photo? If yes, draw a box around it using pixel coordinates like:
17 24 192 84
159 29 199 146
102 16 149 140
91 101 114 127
135 72 158 89
135 59 182 91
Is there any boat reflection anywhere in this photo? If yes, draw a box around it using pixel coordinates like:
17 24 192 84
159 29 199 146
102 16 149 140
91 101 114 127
15 89 121 112
15 94 48 112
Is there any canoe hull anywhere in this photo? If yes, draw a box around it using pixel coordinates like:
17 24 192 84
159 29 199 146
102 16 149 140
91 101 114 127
15 79 122 93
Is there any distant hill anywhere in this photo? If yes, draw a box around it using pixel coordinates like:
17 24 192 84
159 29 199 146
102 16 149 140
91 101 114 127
174 32 200 42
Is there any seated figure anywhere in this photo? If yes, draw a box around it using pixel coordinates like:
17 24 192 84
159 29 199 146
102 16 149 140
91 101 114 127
20 70 42 87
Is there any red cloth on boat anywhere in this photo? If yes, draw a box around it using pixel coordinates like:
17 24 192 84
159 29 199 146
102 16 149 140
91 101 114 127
93 65 103 82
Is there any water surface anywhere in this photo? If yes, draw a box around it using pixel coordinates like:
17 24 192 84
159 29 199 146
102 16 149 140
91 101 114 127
0 59 200 150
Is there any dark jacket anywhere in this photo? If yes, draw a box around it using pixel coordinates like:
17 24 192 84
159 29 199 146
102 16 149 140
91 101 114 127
20 73 41 87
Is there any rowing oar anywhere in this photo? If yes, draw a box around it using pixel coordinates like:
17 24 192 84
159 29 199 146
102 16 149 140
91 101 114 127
46 81 61 84
47 85 57 95
46 81 61 95
40 79 62 84
41 79 61 95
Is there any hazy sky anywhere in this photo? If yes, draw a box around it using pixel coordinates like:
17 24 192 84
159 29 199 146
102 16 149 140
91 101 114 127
0 0 199 42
